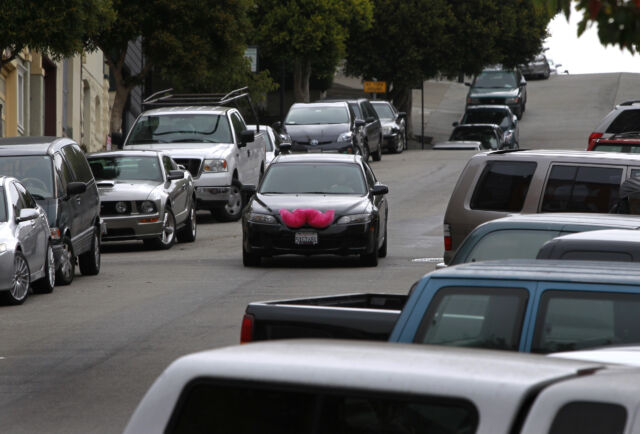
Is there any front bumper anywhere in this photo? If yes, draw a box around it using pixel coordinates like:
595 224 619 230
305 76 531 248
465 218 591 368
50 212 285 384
244 221 376 256
195 185 232 209
102 214 163 241
383 133 400 150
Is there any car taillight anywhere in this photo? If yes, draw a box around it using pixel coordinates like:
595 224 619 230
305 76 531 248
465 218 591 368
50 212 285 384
444 223 452 251
588 132 603 150
240 313 254 344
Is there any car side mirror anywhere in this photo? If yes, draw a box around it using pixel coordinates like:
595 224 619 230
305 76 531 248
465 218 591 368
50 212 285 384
16 208 39 223
272 121 282 131
241 184 257 194
371 184 389 195
354 119 366 128
452 121 459 127
111 132 124 149
66 181 87 198
167 170 185 181
397 111 406 120
278 142 292 155
365 116 376 123
239 129 255 148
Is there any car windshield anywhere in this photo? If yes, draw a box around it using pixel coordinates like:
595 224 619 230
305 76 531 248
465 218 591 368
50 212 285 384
260 163 367 194
285 106 349 125
473 71 517 89
0 155 54 199
88 156 163 182
126 114 232 145
0 189 6 222
372 103 395 120
463 110 510 128
450 127 499 149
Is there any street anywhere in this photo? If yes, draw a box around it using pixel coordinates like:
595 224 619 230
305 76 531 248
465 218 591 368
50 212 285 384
1 72 639 433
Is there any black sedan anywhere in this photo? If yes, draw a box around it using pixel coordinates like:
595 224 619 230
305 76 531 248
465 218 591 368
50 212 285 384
242 154 388 267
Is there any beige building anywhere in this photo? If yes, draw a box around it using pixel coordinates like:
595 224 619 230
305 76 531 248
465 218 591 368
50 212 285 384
0 49 111 152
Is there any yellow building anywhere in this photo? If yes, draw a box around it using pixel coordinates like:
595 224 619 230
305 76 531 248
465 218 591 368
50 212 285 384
0 49 111 152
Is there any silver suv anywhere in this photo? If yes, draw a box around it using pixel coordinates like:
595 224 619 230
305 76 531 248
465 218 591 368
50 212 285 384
588 100 640 150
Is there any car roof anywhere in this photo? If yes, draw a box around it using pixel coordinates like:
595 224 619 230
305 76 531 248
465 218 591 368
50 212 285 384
481 213 640 229
88 150 163 158
272 153 360 165
139 106 231 116
0 136 75 155
291 101 349 108
480 149 640 163
549 228 640 243
431 259 640 284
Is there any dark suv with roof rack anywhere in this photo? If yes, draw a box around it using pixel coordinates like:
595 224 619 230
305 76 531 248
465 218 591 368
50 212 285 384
588 100 640 150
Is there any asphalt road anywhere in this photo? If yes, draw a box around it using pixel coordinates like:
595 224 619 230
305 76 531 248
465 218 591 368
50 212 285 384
1 72 639 433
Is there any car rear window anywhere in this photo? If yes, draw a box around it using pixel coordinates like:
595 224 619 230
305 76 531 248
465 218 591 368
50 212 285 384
549 402 627 434
463 229 563 263
470 161 536 211
593 143 640 153
541 165 622 213
532 290 640 353
606 109 640 134
414 286 529 351
166 380 479 434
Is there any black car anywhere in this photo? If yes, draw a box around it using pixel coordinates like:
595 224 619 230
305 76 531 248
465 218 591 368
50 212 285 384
323 98 383 161
0 137 103 285
371 100 407 154
242 153 388 267
276 102 365 157
465 67 527 119
448 124 506 150
455 105 519 148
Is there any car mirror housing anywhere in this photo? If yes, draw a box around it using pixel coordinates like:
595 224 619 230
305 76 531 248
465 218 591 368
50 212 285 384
354 119 366 128
240 129 255 147
365 116 376 123
111 132 124 149
452 121 459 127
371 184 389 195
167 170 185 181
66 182 87 198
16 208 39 223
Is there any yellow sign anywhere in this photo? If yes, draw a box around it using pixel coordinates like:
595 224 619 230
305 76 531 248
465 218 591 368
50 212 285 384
363 81 386 93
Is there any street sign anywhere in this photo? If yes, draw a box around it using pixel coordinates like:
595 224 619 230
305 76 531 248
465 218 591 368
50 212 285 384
364 81 386 93
244 46 258 72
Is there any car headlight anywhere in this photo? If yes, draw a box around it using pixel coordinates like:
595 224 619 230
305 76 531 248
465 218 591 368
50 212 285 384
0 243 7 253
140 200 156 214
203 159 228 173
505 97 519 104
248 212 277 224
336 214 372 224
337 132 353 143
467 97 481 104
382 126 391 135
115 201 128 214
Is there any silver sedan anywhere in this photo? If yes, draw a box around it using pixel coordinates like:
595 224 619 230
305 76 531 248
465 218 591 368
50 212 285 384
0 176 55 305
88 150 197 250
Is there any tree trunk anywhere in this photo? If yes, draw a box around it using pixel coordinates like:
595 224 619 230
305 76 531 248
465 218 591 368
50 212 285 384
109 82 131 134
293 58 312 102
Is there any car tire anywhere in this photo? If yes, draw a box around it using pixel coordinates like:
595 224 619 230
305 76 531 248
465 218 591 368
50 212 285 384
78 228 101 275
55 236 75 286
1 251 30 305
33 243 55 294
146 208 176 250
214 178 244 222
378 224 388 258
178 201 197 243
360 235 379 267
393 131 405 154
243 247 261 267
372 135 382 161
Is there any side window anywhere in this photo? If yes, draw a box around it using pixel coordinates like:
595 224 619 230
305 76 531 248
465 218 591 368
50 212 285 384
606 109 640 133
54 153 73 194
541 165 622 213
465 229 562 263
230 113 247 142
14 182 36 208
349 102 363 120
470 161 537 211
62 145 93 183
532 290 640 353
364 102 378 121
9 183 24 214
414 286 529 351
549 402 626 434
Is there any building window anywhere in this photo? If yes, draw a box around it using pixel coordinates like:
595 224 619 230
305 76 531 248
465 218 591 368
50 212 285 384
17 68 25 133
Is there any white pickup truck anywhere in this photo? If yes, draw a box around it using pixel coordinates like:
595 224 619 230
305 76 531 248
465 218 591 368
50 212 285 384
123 339 640 434
122 89 266 221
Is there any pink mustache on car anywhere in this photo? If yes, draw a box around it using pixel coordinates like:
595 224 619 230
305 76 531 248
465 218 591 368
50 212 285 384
279 209 335 229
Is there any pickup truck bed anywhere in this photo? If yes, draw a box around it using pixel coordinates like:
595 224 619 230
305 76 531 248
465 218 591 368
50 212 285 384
242 293 406 343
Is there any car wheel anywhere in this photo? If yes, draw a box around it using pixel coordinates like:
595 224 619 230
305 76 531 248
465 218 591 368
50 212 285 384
146 208 176 250
394 131 405 154
33 243 55 294
243 247 261 267
178 201 197 243
214 178 244 222
78 228 101 275
378 223 388 258
1 251 30 305
371 135 382 161
55 236 75 286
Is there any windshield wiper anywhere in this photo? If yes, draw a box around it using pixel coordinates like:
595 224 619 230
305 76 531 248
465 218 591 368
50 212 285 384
170 138 218 143
129 139 163 144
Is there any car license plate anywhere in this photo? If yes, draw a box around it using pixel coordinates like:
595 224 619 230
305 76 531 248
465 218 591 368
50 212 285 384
295 232 318 245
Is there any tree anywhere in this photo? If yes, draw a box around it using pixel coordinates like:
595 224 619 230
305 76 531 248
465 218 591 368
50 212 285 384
534 0 639 53
0 0 114 68
252 0 373 102
91 0 257 134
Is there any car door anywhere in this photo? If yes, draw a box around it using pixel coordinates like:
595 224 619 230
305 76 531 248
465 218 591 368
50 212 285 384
230 111 257 184
363 162 386 242
163 155 188 224
59 146 89 249
16 182 48 273
9 182 41 272
362 101 382 150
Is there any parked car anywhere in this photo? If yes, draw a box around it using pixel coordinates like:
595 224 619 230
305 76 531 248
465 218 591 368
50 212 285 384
247 124 282 167
466 67 527 118
370 100 406 153
275 102 367 158
446 124 506 150
520 53 551 79
442 213 640 267
322 98 384 161
120 88 266 222
87 150 196 249
0 177 55 304
588 100 640 149
0 137 102 285
243 259 640 355
124 339 640 434
590 132 640 153
442 149 640 264
432 141 482 151
242 153 388 267
455 105 519 148
537 229 640 262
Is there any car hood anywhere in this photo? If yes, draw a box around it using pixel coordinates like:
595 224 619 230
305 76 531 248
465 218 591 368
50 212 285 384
96 180 162 201
469 88 519 98
125 143 234 159
379 119 399 128
285 124 350 142
251 194 370 216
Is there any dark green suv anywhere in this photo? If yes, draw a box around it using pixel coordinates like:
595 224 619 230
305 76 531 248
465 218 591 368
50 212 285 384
465 67 527 118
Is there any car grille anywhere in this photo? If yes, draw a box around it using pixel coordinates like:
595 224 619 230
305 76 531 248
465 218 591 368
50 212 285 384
481 98 507 105
174 158 202 178
101 201 133 216
293 140 333 146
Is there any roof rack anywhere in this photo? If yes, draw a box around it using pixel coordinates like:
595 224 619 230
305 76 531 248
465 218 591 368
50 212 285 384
142 87 260 130
490 148 528 154
617 100 640 107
